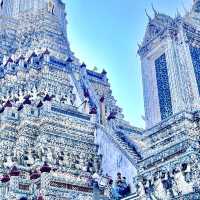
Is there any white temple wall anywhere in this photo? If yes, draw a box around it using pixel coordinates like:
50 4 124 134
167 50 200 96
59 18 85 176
141 42 164 129
95 127 138 192
178 27 200 110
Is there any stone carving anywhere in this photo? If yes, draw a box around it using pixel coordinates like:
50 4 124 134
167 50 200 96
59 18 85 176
174 167 193 195
153 175 166 199
48 0 55 14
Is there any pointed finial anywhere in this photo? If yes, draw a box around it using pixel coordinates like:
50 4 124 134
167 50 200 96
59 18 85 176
151 4 158 16
176 8 181 17
137 42 142 49
145 9 151 21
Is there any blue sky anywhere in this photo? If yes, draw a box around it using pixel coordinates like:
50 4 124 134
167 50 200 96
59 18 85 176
65 0 192 128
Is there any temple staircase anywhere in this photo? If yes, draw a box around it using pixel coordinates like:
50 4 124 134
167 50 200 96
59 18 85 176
106 127 141 164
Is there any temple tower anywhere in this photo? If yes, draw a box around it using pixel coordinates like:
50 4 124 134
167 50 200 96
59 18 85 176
0 1 140 199
138 3 200 128
12 0 67 33
0 0 71 59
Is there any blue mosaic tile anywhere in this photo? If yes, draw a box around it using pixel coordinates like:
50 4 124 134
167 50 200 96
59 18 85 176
189 46 200 95
155 54 173 120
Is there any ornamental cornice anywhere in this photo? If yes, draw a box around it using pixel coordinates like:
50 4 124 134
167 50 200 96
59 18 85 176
0 121 17 131
40 116 95 133
17 119 40 130
39 128 94 145
138 139 195 172
138 152 197 178
183 22 200 45
47 129 93 142
35 134 96 153
138 22 184 58
138 28 170 57
0 132 17 142
143 111 194 137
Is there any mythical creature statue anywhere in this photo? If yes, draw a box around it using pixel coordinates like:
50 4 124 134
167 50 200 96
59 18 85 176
174 167 193 195
48 0 55 14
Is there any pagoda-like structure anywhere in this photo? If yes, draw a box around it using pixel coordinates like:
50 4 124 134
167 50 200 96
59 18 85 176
0 0 141 199
128 1 200 199
2 0 200 200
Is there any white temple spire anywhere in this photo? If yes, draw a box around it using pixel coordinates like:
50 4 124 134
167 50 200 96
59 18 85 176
145 9 152 21
151 4 158 16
